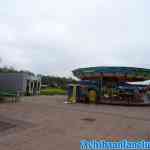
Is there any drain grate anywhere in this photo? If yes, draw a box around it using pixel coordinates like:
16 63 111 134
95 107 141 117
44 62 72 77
81 118 96 122
0 121 16 132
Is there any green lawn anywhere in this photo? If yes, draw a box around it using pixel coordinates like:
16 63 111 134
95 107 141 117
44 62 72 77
40 88 67 95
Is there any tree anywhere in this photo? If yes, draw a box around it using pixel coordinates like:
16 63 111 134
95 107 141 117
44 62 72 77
41 75 77 89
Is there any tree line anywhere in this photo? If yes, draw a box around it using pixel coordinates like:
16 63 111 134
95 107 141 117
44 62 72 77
0 66 77 89
0 66 35 76
41 75 77 89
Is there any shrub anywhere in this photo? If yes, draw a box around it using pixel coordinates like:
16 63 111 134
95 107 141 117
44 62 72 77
40 88 66 95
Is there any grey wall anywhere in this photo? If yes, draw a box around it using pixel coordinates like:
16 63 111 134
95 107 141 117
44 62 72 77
0 73 26 92
0 73 41 96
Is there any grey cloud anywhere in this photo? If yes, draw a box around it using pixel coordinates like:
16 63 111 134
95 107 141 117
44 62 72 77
0 0 149 77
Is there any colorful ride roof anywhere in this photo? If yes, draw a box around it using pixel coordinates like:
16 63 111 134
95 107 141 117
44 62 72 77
73 66 150 82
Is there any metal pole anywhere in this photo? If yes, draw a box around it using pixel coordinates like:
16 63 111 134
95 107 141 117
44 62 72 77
100 76 103 98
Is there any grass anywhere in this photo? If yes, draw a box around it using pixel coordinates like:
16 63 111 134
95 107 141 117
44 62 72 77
40 88 67 96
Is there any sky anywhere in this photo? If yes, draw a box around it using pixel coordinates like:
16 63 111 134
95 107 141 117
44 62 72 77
0 0 150 77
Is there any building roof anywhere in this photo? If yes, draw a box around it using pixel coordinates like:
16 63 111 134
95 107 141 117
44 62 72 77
73 66 150 82
0 72 41 81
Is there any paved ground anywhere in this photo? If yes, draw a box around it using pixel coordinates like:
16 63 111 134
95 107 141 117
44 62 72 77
0 96 150 150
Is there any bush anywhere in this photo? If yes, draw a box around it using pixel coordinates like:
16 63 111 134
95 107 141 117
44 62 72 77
40 88 67 95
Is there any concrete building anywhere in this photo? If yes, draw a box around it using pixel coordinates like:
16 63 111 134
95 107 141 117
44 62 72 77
0 72 41 96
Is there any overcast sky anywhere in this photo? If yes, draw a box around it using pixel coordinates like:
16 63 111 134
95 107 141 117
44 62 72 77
0 0 149 77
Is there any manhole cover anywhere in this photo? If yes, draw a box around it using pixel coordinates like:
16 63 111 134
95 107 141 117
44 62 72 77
81 118 96 122
0 121 16 132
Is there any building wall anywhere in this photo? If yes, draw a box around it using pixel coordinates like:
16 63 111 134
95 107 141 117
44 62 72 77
0 73 41 96
0 73 26 92
25 75 41 96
